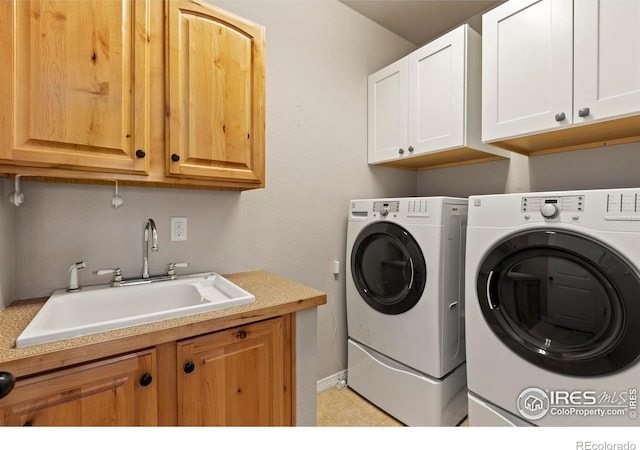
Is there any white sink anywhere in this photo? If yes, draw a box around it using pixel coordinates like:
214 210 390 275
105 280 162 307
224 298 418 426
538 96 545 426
16 272 255 348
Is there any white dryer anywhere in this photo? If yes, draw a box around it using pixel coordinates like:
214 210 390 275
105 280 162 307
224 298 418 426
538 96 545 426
466 188 640 426
346 197 468 426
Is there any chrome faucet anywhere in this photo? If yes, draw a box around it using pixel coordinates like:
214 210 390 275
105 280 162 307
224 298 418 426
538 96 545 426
142 218 158 279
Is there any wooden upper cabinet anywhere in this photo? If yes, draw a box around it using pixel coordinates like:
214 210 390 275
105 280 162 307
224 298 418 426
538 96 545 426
0 0 266 190
166 0 266 187
0 350 157 426
0 0 150 174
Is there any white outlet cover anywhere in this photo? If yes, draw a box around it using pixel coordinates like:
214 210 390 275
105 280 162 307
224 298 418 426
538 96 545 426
171 217 187 241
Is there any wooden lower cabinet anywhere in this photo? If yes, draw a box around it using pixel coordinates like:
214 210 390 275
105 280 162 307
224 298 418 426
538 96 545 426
0 315 293 426
0 349 157 426
177 317 292 426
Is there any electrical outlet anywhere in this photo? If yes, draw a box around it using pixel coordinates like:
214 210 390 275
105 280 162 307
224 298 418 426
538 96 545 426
171 217 188 241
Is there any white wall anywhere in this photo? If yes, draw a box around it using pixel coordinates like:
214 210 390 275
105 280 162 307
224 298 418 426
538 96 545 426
0 179 14 309
417 142 640 197
8 0 416 388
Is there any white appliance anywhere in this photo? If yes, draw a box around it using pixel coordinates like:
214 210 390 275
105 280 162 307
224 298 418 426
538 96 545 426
346 197 468 426
466 188 640 426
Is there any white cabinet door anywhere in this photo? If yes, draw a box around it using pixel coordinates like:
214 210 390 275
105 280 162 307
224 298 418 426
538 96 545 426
408 25 465 155
482 0 573 142
367 58 409 164
573 0 640 124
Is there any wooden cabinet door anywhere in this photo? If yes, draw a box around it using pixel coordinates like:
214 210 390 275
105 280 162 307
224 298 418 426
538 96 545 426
177 317 290 426
482 0 573 142
408 25 465 155
573 0 640 124
0 350 157 426
0 0 150 175
166 0 265 187
367 58 409 164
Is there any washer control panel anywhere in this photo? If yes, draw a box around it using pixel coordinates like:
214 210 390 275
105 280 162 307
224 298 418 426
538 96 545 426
522 195 585 216
373 201 399 217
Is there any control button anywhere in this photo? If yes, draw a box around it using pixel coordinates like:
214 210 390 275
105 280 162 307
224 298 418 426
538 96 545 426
618 216 632 221
571 215 580 221
540 203 559 219
604 216 618 221
632 216 640 221
524 215 530 220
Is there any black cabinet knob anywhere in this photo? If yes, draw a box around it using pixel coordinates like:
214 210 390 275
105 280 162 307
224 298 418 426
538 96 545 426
135 149 146 158
171 153 180 162
236 330 247 339
184 362 195 374
139 373 153 387
0 371 15 399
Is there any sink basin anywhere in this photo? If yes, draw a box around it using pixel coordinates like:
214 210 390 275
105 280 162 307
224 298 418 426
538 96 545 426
16 272 255 348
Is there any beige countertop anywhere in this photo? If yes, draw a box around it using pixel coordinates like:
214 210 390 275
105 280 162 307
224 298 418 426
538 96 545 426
0 270 326 377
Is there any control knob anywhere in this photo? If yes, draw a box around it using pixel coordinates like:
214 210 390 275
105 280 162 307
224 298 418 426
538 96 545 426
540 203 559 219
379 205 390 216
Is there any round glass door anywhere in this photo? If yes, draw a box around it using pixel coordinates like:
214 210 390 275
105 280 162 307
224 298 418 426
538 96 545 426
477 229 640 376
351 222 426 315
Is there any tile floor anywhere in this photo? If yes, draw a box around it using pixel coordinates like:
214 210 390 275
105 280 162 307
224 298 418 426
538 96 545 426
317 386 468 427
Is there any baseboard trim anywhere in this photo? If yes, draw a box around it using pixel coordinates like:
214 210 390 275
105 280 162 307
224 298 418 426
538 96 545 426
317 370 347 393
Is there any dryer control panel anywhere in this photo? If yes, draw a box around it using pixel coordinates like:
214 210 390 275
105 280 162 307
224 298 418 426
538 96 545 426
520 192 640 222
605 193 640 220
522 195 585 216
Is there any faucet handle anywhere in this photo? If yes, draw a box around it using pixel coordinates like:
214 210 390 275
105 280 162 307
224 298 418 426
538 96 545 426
167 262 189 277
67 261 86 292
96 268 123 282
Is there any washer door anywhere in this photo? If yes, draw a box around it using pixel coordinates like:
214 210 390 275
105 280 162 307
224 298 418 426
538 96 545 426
477 229 640 376
351 222 426 315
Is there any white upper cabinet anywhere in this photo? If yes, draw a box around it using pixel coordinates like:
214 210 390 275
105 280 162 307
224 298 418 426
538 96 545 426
368 24 510 170
408 26 466 156
482 0 573 142
573 0 640 122
368 58 409 164
483 0 640 155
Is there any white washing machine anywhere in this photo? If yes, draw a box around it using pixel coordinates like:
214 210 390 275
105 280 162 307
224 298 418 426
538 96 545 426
466 188 640 426
346 197 468 426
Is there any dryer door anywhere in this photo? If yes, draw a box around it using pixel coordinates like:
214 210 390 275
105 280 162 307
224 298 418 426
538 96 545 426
477 229 640 376
351 222 426 315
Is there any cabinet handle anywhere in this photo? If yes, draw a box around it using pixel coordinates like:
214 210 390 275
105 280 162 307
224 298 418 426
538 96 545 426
135 149 146 158
408 146 414 153
398 148 404 155
184 362 195 374
139 373 153 387
171 154 180 162
236 330 247 339
578 107 590 118
554 112 566 122
0 371 15 399
23 421 32 427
